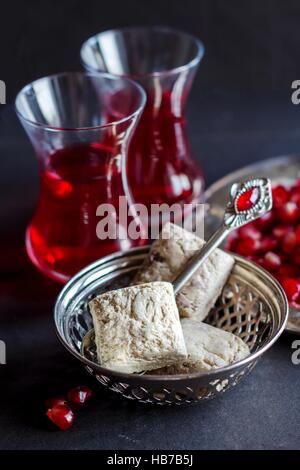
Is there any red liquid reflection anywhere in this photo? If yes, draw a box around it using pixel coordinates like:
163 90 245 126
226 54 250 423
128 90 204 212
26 142 145 283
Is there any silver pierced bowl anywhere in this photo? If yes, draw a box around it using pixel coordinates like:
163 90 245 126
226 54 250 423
54 246 288 405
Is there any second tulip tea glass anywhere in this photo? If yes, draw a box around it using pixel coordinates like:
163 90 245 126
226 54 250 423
16 72 146 283
81 27 205 228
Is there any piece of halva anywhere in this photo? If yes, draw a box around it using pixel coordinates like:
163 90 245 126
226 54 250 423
89 281 187 374
149 318 250 375
133 223 234 321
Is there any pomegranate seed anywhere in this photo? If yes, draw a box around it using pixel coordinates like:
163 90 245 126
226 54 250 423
290 279 300 306
225 232 238 251
67 386 92 409
45 397 68 409
254 211 274 231
232 178 300 308
263 251 281 271
292 254 300 265
272 185 289 208
236 187 260 212
277 264 300 278
259 236 279 253
238 225 261 240
294 225 300 244
277 202 299 224
245 255 256 262
290 299 300 309
282 232 297 254
255 257 265 266
236 237 260 256
290 187 300 205
272 225 292 240
225 240 237 251
280 277 300 302
46 404 74 431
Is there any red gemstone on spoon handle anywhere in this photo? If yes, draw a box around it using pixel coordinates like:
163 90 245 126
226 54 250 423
236 187 260 212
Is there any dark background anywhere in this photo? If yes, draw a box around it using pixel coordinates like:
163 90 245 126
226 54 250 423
1 0 300 451
2 0 300 95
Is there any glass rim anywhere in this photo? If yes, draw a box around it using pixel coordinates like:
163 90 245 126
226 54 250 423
15 71 147 132
80 26 205 79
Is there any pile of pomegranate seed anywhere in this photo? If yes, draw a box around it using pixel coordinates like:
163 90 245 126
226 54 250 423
226 180 300 307
45 385 92 430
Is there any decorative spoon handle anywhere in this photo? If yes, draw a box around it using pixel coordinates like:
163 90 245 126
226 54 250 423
173 177 272 294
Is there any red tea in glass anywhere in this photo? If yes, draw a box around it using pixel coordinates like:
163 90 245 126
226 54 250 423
81 27 205 226
16 72 146 283
128 88 204 209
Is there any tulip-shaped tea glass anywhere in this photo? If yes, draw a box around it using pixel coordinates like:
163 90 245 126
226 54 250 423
81 27 205 227
16 72 146 283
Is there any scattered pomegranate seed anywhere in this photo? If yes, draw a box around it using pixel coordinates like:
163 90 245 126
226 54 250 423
67 385 92 409
277 201 299 224
263 251 281 271
282 232 297 254
46 404 75 431
280 277 300 302
236 187 260 212
45 397 68 409
272 185 289 208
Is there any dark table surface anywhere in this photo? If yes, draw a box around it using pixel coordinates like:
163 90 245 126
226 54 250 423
1 88 300 450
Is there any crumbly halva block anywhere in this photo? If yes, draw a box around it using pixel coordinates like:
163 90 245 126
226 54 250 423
89 282 187 374
149 318 250 375
133 223 234 321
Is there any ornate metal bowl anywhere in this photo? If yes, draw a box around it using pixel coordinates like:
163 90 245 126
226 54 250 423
54 246 288 405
